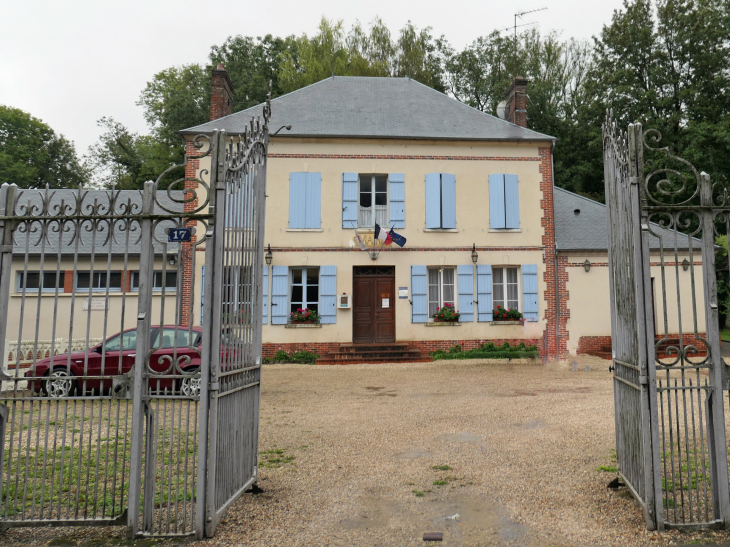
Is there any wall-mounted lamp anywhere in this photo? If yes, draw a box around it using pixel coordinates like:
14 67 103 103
682 258 690 271
471 244 478 265
265 244 273 266
583 259 591 272
168 251 177 267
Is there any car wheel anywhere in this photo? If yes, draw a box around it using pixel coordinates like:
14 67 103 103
179 367 201 397
42 367 76 398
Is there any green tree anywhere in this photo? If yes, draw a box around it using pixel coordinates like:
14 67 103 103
0 105 89 189
585 0 730 198
444 30 598 197
86 117 180 190
137 64 211 147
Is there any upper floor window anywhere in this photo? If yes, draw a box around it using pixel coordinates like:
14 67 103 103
358 174 388 229
288 172 321 229
290 267 319 315
425 173 456 229
492 267 519 310
489 174 520 229
76 271 122 292
428 267 455 319
17 271 65 292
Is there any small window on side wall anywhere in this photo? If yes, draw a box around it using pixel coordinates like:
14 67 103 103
130 271 178 291
17 271 65 292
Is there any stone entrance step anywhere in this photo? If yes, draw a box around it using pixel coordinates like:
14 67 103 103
316 342 432 365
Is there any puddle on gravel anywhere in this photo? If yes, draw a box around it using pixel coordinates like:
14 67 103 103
335 493 570 546
396 449 432 459
522 419 544 430
513 386 591 397
436 432 482 443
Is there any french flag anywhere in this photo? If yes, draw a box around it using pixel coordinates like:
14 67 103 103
374 223 393 245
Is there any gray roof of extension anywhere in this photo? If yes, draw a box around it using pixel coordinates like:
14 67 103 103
11 189 187 256
554 187 700 251
181 76 555 142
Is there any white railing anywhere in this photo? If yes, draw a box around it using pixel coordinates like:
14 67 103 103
5 338 103 369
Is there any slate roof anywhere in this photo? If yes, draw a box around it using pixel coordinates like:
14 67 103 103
180 76 555 142
11 189 188 256
554 187 700 251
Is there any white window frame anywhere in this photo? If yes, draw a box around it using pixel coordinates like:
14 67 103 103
289 266 319 317
427 266 456 321
75 271 122 292
16 271 65 293
130 270 178 292
492 266 521 312
357 174 389 229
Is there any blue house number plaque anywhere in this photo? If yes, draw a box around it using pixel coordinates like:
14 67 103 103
168 228 192 242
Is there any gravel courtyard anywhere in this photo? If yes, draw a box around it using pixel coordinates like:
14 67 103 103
6 357 730 546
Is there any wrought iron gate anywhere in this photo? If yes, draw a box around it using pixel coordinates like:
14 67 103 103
605 111 730 530
0 100 271 538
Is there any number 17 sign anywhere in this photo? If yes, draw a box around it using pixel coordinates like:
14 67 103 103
168 228 192 242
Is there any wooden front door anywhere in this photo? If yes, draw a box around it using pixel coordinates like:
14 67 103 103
353 267 395 343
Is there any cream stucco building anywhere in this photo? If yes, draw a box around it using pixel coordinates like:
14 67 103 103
179 72 704 362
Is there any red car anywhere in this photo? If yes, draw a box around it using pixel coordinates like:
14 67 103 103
26 326 203 398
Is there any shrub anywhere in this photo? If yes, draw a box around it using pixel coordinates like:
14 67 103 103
274 349 289 361
493 306 523 320
448 344 462 354
290 350 319 364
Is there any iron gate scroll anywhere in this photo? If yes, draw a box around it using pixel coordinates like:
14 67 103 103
0 101 270 538
605 111 730 530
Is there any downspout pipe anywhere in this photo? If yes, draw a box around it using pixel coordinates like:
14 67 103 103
551 139 558 360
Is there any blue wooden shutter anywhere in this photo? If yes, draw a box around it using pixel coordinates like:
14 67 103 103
504 174 520 229
200 265 205 326
342 172 358 228
411 265 428 323
489 174 506 229
270 265 289 324
425 173 441 229
305 173 321 229
457 265 474 322
389 173 405 228
319 266 337 324
476 265 493 321
262 266 269 324
441 173 456 229
522 264 539 321
289 173 307 229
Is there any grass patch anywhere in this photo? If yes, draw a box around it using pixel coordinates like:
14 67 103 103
721 329 730 342
430 342 539 361
433 479 449 486
412 489 425 497
597 465 617 473
259 447 295 469
432 464 451 471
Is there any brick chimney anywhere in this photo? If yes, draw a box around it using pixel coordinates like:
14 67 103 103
210 63 234 121
505 76 529 127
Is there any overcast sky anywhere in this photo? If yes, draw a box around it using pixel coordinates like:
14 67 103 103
0 0 626 155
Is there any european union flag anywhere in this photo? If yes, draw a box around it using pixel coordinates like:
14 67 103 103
388 228 407 248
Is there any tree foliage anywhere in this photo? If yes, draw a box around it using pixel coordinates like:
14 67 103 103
95 3 730 199
86 117 180 189
0 105 89 189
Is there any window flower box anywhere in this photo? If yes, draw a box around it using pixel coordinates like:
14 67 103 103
492 306 522 321
432 303 460 323
289 308 321 325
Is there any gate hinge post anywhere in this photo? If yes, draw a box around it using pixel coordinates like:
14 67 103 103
639 375 648 385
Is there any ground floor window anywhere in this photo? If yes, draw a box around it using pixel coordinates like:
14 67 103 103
428 267 455 319
290 267 319 314
17 271 65 292
493 267 519 310
76 271 122 292
130 270 178 291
